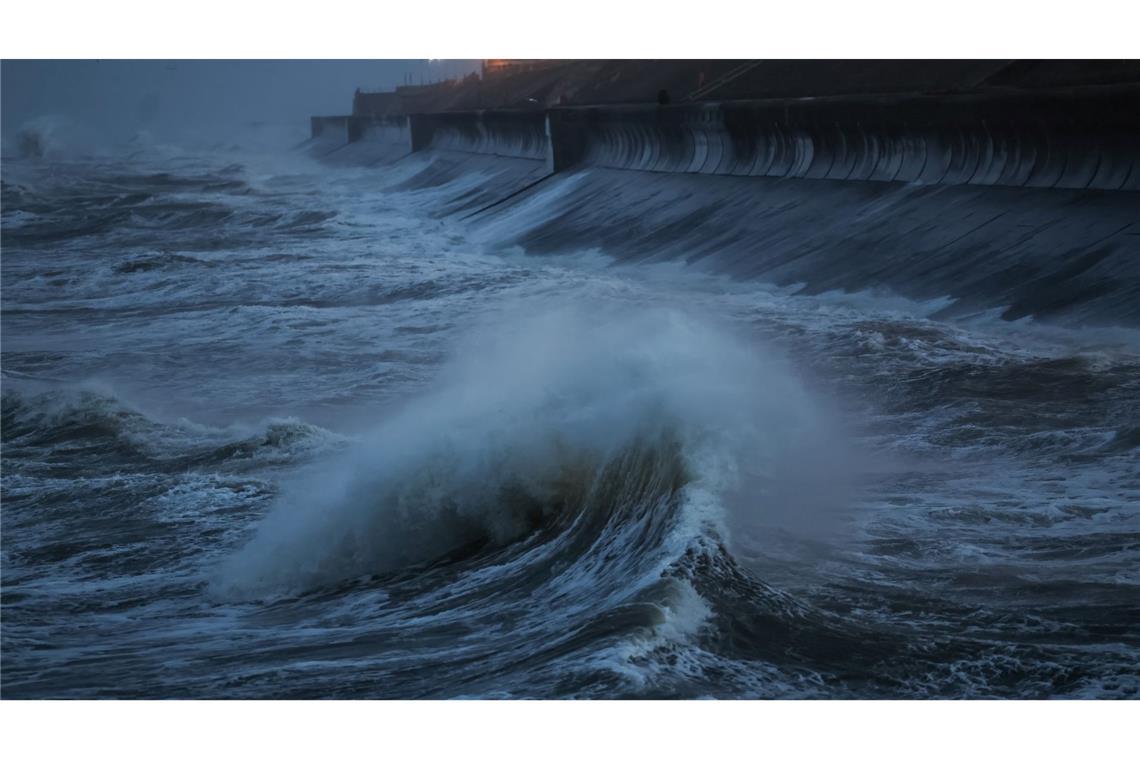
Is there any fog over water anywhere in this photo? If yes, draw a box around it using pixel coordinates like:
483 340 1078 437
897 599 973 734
1 60 480 149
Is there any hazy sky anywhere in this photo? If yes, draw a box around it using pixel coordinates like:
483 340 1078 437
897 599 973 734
1 60 480 146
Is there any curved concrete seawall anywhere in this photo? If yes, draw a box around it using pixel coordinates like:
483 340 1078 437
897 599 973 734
327 87 1139 191
308 115 351 153
409 110 550 164
468 167 1140 324
309 88 1139 324
308 115 411 165
388 110 553 218
309 111 551 214
545 89 1140 190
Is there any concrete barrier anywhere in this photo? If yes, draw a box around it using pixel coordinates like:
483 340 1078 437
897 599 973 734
307 116 352 155
310 116 350 142
308 115 411 164
409 110 549 165
330 89 1139 192
467 166 1140 324
309 90 1138 323
544 89 1140 190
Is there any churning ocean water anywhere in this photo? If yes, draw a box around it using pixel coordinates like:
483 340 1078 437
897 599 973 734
2 134 1138 699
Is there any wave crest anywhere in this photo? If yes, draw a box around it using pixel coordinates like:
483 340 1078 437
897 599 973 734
214 302 831 600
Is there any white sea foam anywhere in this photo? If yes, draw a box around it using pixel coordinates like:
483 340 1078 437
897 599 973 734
213 298 836 599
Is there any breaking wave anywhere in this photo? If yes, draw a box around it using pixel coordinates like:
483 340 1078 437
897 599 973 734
215 302 829 613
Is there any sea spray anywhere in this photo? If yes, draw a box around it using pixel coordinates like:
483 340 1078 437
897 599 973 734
213 299 834 599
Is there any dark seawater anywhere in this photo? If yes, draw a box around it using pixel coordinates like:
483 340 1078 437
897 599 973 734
2 143 1138 699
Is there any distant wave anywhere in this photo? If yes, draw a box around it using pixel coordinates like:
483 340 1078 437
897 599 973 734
1 384 345 474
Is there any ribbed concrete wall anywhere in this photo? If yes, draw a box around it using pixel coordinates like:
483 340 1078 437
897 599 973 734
545 90 1140 190
308 92 1138 325
310 116 351 145
393 90 1139 191
350 118 411 157
408 110 550 164
308 115 411 164
397 111 552 218
467 167 1140 324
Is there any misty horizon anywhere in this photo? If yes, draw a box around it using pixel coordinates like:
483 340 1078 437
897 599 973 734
1 59 480 149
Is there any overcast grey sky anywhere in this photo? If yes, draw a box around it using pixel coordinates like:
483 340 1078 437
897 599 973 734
1 60 480 146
